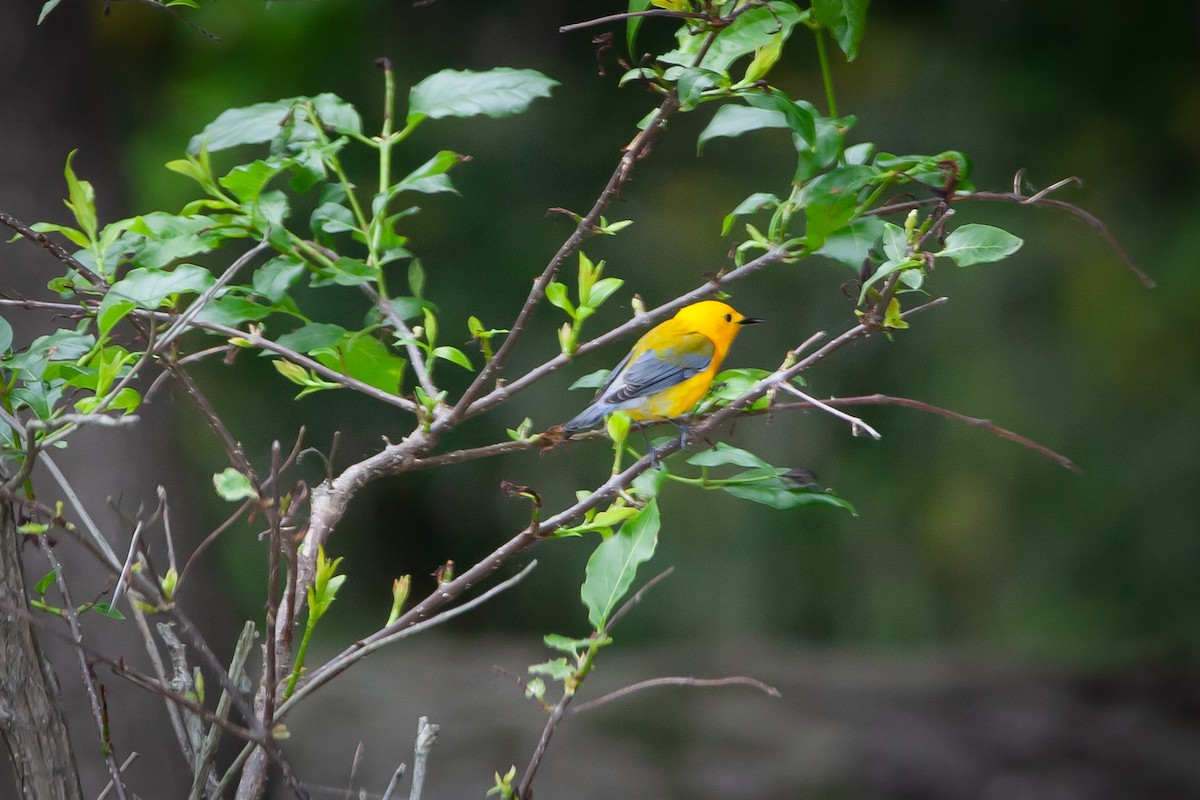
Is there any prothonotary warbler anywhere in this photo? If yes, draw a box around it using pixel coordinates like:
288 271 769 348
563 300 763 433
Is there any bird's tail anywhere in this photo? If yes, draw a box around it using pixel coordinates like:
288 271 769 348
563 403 609 434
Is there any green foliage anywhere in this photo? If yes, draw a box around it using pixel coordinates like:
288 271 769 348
547 252 624 355
6 5 1095 796
581 497 660 630
406 68 560 126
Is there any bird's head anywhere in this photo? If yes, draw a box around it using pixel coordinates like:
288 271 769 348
674 300 764 343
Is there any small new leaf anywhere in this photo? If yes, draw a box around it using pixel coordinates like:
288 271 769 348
213 468 258 502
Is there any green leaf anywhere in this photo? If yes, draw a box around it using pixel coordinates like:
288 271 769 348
219 159 285 203
587 277 624 309
685 442 770 469
543 633 591 656
937 224 1024 266
721 477 856 513
88 602 126 621
389 150 464 197
125 212 229 268
667 66 724 110
311 202 358 239
187 94 360 156
795 113 849 181
108 387 141 414
661 2 804 74
7 330 94 380
743 31 784 83
252 256 306 303
875 150 972 189
275 323 346 354
581 499 660 631
316 334 406 393
0 317 13 354
388 296 428 322
38 0 64 24
29 222 89 248
743 92 818 145
697 105 789 155
626 0 652 55
188 98 296 154
310 93 363 136
857 257 918 303
63 150 98 242
314 256 374 287
800 164 881 250
107 265 214 310
722 192 780 236
271 358 309 387
814 216 884 268
165 154 216 191
407 68 559 126
192 293 274 327
431 346 472 371
35 570 56 595
408 260 426 299
213 468 257 502
812 0 870 61
618 67 659 87
528 658 575 682
881 221 907 261
545 281 574 315
569 369 611 391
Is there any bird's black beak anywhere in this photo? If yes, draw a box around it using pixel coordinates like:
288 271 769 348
738 316 765 325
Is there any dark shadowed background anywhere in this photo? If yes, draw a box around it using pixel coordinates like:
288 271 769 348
3 1 1198 798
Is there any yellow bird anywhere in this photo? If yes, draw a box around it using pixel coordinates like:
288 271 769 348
564 300 763 433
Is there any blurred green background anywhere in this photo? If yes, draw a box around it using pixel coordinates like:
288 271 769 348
63 0 1200 662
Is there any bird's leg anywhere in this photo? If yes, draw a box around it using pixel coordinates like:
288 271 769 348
638 424 661 469
668 418 691 449
671 417 714 450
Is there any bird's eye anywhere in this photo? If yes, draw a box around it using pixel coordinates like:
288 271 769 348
723 313 732 322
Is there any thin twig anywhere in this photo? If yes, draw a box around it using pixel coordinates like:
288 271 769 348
36 539 130 800
364 283 438 399
780 393 1080 472
164 359 259 484
605 566 674 632
96 752 140 800
40 451 123 571
774 383 882 440
188 620 257 800
177 498 254 594
0 209 102 285
571 675 781 715
109 517 147 610
867 176 1153 287
276 560 538 717
155 241 271 353
516 566 671 798
560 7 708 33
346 740 366 800
380 763 406 800
10 602 261 744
